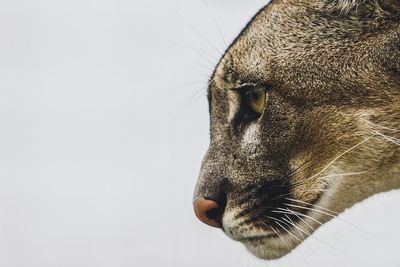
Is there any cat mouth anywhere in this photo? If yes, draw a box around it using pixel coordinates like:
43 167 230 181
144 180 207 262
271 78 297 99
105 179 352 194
222 191 327 257
223 223 281 246
229 230 279 243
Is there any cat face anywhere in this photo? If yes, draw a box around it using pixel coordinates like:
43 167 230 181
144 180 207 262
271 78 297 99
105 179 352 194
193 0 400 260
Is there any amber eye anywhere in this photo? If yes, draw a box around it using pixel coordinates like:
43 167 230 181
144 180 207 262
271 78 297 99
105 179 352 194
245 88 266 114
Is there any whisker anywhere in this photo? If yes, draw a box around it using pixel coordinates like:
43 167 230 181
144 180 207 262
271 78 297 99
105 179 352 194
362 119 400 133
279 207 345 249
179 79 210 87
274 212 356 260
270 192 293 202
282 214 309 239
201 0 227 47
272 219 303 243
317 170 370 180
172 62 214 77
289 170 369 199
285 198 340 215
276 207 324 227
269 224 291 251
373 130 400 146
175 12 223 56
170 41 218 65
286 203 338 217
285 203 376 237
281 209 315 232
299 135 375 184
286 144 333 179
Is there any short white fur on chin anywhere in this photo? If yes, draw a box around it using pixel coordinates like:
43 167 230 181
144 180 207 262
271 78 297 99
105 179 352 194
221 208 243 235
232 183 340 260
244 237 292 260
222 208 279 241
239 218 307 260
222 207 300 259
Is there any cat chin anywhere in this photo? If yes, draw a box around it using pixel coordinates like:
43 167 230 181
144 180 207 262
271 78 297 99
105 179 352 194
243 237 296 260
244 240 292 260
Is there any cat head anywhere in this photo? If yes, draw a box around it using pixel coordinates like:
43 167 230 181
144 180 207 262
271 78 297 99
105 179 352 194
193 0 400 259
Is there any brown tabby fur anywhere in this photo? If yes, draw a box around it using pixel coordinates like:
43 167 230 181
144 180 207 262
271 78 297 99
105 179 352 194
193 0 400 260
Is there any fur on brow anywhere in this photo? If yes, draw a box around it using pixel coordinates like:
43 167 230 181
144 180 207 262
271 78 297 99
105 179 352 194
323 0 400 16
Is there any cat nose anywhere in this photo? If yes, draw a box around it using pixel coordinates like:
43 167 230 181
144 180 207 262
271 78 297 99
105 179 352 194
193 197 226 228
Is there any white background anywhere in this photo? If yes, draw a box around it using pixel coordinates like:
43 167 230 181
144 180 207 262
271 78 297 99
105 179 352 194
0 0 399 266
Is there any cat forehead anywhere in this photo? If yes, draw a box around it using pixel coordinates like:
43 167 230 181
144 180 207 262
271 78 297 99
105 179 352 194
210 1 310 91
211 0 400 94
212 39 273 91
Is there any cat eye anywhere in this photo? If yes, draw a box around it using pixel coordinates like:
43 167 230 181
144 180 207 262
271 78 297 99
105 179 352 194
244 87 266 114
235 86 267 123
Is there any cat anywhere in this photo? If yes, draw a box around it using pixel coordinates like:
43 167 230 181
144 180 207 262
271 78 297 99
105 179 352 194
193 0 400 260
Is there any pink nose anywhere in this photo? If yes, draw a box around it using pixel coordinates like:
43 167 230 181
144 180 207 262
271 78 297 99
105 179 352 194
193 197 223 228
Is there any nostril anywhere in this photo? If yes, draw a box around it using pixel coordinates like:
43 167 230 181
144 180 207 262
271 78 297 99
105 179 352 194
193 195 226 228
205 207 222 220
